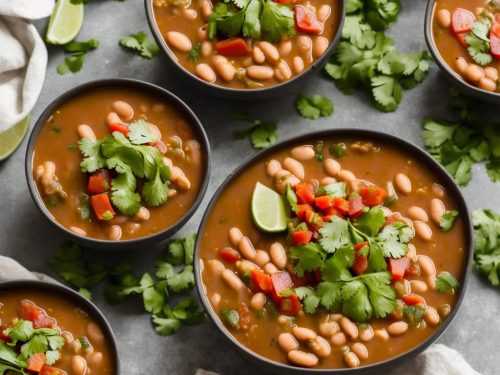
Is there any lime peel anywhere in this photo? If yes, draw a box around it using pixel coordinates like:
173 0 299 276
251 182 288 233
46 0 84 45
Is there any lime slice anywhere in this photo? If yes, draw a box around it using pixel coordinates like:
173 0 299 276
251 182 288 233
46 0 84 45
0 115 30 161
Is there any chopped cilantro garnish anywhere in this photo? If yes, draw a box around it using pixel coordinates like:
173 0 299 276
296 93 334 120
119 31 159 59
221 309 240 328
314 141 325 161
127 119 159 145
465 19 493 66
403 304 425 326
188 42 202 63
329 142 347 158
440 210 459 232
435 272 459 294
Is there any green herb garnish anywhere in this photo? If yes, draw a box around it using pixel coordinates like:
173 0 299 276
119 31 159 59
329 142 347 158
234 115 278 149
440 210 459 232
296 93 334 120
221 309 240 328
435 272 459 294
472 209 500 286
57 39 99 75
188 42 202 63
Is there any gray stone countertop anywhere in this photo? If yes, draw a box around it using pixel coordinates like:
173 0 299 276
1 0 499 374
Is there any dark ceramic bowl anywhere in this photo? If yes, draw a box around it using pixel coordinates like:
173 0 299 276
0 279 120 374
145 0 345 100
425 0 500 102
194 129 473 374
25 78 210 251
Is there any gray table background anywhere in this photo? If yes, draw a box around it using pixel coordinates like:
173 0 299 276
1 0 499 373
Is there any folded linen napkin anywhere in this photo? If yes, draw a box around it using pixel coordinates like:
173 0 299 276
0 256 481 375
0 0 54 132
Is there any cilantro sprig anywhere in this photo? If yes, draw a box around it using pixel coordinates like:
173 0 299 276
422 90 500 186
57 39 99 75
119 31 160 59
473 209 500 286
234 114 278 149
295 93 334 120
465 18 493 66
325 0 429 112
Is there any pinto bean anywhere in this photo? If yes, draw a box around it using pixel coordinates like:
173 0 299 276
166 31 192 52
430 198 446 225
269 242 287 270
77 124 96 140
195 63 216 83
480 77 497 91
351 343 368 360
207 260 224 277
359 325 374 342
436 9 451 28
293 56 305 74
263 263 279 274
418 255 436 276
254 249 271 267
309 336 331 358
414 221 433 241
292 326 317 341
425 306 440 326
388 321 408 336
319 321 339 337
330 331 347 346
278 333 299 352
221 269 245 291
71 355 87 375
283 157 305 180
247 65 274 80
313 37 329 58
323 158 341 177
250 292 266 311
107 225 122 241
394 173 412 194
317 4 331 22
288 350 319 367
340 317 358 340
259 41 280 63
239 236 257 261
229 227 243 247
408 206 429 222
344 352 360 368
112 101 134 121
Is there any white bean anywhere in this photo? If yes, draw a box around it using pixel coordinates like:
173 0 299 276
351 342 368 360
410 280 428 294
323 158 341 177
195 63 216 83
292 326 317 341
278 333 299 352
430 198 446 225
70 226 86 237
250 292 266 311
166 31 192 52
62 331 74 345
263 263 279 274
133 207 150 222
321 176 337 186
183 8 197 20
414 221 433 241
388 321 408 336
269 242 287 270
424 306 440 326
274 60 292 82
200 0 212 20
317 4 331 22
221 269 244 291
229 227 243 247
288 350 319 367
313 36 329 58
236 260 259 274
254 249 270 267
239 236 257 261
309 336 331 358
246 65 274 80
89 351 103 368
213 60 236 82
111 101 134 122
252 46 266 64
266 159 281 177
330 332 347 346
318 321 339 337
395 173 412 194
259 41 280 63
283 157 305 180
108 225 122 241
338 169 356 182
340 317 358 339
408 206 429 222
359 325 374 342
279 40 292 56
207 260 224 277
198 25 208 41
77 124 96 141
71 355 87 375
293 56 305 74
375 328 389 341
344 352 360 368
201 41 212 57
210 293 221 309
86 322 104 343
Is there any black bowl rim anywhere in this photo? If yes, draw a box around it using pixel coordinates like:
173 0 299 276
0 279 120 374
25 78 211 250
424 0 500 101
144 0 346 96
194 128 474 373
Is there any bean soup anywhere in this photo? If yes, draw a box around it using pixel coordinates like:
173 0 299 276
199 138 467 369
32 86 206 241
152 0 342 88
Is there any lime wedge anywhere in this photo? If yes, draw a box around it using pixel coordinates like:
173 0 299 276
0 115 30 161
251 182 288 233
46 0 84 45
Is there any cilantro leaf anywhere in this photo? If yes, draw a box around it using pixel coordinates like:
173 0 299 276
341 280 372 322
465 20 493 66
440 210 459 232
316 281 343 311
366 242 387 272
64 38 99 53
290 243 325 276
155 261 174 280
183 234 196 265
166 239 186 266
152 316 182 336
319 216 352 253
142 169 168 207
167 266 195 292
321 245 355 281
57 53 85 75
188 42 201 63
435 271 459 293
128 119 159 145
359 271 396 318
422 119 459 148
486 159 500 182
316 182 346 198
235 118 278 149
371 75 402 112
296 92 334 119
119 31 159 59
376 222 413 257
473 209 500 286
79 138 106 172
353 206 385 237
260 0 295 42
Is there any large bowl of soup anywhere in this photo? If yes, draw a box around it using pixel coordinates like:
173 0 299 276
25 79 210 250
425 0 500 102
194 129 473 373
145 0 345 99
0 280 119 375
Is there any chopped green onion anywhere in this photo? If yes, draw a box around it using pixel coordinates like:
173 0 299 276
221 309 239 329
329 142 347 158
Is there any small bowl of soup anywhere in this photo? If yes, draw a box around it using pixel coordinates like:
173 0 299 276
145 0 345 98
0 280 119 375
195 129 472 372
426 0 500 101
26 79 210 250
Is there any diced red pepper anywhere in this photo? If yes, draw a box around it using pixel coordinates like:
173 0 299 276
323 206 339 217
18 300 55 329
90 193 116 221
108 122 129 135
451 8 475 36
388 257 410 281
490 23 500 60
87 169 111 194
296 204 311 220
236 302 251 328
0 328 10 342
291 230 313 245
286 265 308 287
385 212 403 225
218 247 241 263
271 271 294 295
295 182 316 205
27 353 47 373
348 196 365 218
314 195 332 210
251 270 273 294
333 197 349 215
278 293 302 315
403 294 426 306
352 242 369 275
305 210 323 230
273 0 291 3
360 185 387 206
40 366 66 375
294 5 323 34
215 38 251 56
353 241 369 251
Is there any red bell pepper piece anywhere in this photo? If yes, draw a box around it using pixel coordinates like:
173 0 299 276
40 366 66 375
450 8 475 36
352 242 368 275
87 169 111 194
215 38 251 56
388 257 410 280
296 204 311 220
490 23 500 60
90 193 116 221
218 247 241 263
333 197 349 215
294 5 323 34
0 328 10 342
108 122 129 135
360 185 387 206
291 230 313 245
348 196 365 218
403 294 426 306
279 293 302 315
18 300 55 329
314 195 332 210
295 182 316 205
251 270 273 293
27 353 47 373
305 210 323 230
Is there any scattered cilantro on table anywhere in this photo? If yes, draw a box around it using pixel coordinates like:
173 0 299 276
422 90 500 187
57 39 99 75
234 114 278 149
295 93 334 120
49 234 204 336
472 209 500 286
119 31 160 59
324 0 429 112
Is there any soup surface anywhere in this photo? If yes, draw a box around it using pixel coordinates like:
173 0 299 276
32 87 205 241
199 138 467 369
152 0 341 89
0 289 115 375
432 0 500 93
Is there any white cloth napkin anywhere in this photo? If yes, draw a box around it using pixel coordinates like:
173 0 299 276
0 255 481 375
0 0 54 132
